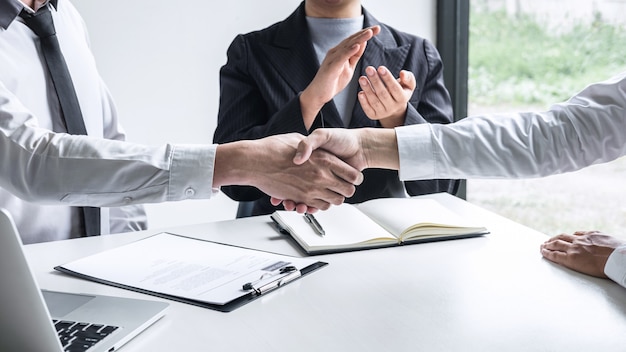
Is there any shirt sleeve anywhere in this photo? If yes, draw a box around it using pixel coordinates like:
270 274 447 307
395 123 436 180
394 71 626 181
0 83 218 206
605 245 626 288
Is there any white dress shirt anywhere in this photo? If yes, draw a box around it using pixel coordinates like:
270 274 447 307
0 0 215 243
395 71 626 288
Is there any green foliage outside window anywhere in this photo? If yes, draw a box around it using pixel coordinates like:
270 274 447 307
469 8 626 107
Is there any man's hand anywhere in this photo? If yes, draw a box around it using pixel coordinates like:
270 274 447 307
272 129 366 212
300 26 381 129
358 66 416 128
540 230 624 278
214 133 363 212
293 128 367 170
293 127 399 171
273 128 399 211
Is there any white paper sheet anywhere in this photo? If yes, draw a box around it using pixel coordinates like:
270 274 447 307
58 233 319 305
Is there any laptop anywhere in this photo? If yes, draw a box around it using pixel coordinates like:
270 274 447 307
0 208 169 352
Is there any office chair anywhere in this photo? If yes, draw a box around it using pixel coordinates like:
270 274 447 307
236 201 255 218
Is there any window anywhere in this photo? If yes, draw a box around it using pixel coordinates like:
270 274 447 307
467 0 626 238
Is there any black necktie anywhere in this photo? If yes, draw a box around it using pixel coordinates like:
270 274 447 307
20 6 101 236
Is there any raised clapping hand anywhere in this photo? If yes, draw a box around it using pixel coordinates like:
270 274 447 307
300 26 381 129
358 66 416 128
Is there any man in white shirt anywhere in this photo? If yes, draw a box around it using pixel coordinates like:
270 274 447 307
286 71 626 288
1 0 156 243
0 0 362 243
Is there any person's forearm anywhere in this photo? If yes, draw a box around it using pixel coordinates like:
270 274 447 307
213 140 255 188
1 127 217 205
299 89 325 131
359 128 399 170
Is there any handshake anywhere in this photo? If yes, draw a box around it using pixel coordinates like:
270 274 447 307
213 128 399 213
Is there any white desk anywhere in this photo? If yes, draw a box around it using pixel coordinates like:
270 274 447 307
25 193 626 351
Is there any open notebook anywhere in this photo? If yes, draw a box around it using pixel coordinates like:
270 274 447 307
0 208 169 352
271 197 489 254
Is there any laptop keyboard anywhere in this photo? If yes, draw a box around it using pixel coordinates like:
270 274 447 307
53 319 119 352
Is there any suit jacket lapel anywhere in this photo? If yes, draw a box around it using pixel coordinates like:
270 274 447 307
256 4 413 129
258 3 345 128
361 8 411 78
350 8 411 128
258 6 318 94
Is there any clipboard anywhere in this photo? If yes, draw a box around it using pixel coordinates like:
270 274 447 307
54 233 328 312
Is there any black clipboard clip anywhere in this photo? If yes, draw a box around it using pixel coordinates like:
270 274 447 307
270 215 290 235
242 265 301 295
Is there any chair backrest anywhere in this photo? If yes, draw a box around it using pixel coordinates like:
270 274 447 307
236 201 255 218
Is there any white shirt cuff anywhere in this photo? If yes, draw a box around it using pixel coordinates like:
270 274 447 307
605 244 626 288
395 124 435 181
168 144 219 201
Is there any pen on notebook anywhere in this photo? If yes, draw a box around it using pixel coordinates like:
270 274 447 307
304 213 325 237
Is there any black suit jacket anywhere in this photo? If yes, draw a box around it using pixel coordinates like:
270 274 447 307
213 2 458 216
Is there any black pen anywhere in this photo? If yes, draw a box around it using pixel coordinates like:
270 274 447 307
304 213 325 237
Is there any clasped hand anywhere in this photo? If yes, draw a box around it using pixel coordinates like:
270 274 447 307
236 133 363 213
270 128 373 213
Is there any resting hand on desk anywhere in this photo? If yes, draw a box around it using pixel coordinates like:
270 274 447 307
214 133 363 212
540 231 624 278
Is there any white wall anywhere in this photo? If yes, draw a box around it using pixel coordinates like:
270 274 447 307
72 0 436 229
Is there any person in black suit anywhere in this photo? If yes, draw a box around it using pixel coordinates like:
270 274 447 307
213 0 458 217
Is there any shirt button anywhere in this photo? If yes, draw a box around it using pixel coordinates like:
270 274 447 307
123 197 133 204
185 187 196 197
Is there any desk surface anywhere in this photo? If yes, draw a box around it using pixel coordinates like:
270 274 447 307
25 193 626 351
